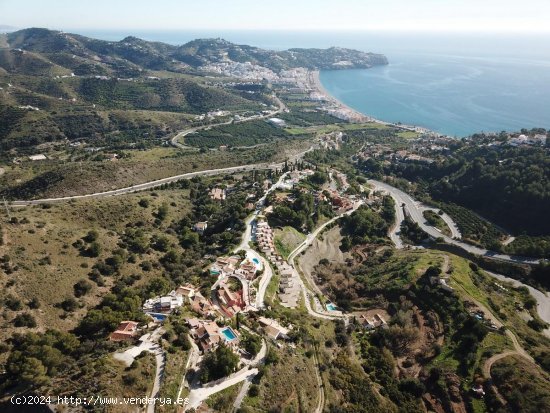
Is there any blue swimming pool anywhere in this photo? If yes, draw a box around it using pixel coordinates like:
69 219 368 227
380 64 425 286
252 258 260 265
326 303 337 312
147 313 167 322
221 327 237 342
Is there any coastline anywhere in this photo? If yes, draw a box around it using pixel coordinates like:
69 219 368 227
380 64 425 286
310 70 373 123
310 70 441 136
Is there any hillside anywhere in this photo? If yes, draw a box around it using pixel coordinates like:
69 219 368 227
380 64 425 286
173 38 388 70
0 28 387 154
4 28 387 75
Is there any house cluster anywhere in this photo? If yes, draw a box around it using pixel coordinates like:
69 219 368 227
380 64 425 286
200 61 279 81
255 219 301 308
357 139 450 165
323 189 355 213
215 280 246 317
279 169 315 190
508 133 547 146
142 291 184 314
319 131 343 150
333 170 350 191
186 318 240 353
142 283 219 320
392 150 435 165
210 255 258 281
358 313 387 330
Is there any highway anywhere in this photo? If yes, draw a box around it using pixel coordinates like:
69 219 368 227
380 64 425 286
368 179 541 265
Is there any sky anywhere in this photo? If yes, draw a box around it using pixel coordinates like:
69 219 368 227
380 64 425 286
1 0 550 33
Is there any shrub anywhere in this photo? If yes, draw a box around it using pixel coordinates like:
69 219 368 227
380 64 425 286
74 279 93 297
13 313 37 328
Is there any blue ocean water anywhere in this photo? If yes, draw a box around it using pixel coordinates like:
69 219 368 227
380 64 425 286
71 29 550 137
319 53 550 137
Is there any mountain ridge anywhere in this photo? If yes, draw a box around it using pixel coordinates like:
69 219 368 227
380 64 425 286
3 27 388 75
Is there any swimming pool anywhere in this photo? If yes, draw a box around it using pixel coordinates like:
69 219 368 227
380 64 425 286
147 313 167 322
326 303 337 312
252 258 260 265
221 327 238 342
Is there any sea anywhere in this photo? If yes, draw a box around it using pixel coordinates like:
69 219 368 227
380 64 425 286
72 29 550 137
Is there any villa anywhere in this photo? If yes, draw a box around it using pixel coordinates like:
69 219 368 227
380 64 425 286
187 318 240 353
190 292 218 318
109 321 139 342
210 187 227 201
143 292 183 314
258 317 290 341
359 313 387 330
175 284 196 301
216 283 245 316
193 221 208 234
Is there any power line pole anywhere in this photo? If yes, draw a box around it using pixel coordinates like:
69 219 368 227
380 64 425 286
2 197 12 220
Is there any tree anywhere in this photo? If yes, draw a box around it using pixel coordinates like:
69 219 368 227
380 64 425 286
200 344 240 382
156 203 169 221
152 235 171 252
241 332 262 356
248 384 259 397
83 229 99 243
14 356 49 387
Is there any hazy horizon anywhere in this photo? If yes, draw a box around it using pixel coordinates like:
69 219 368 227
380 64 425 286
2 0 550 33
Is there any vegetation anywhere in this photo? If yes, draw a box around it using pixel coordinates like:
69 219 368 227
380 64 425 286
273 226 306 259
339 197 395 250
267 186 334 232
423 209 451 236
505 235 550 258
199 344 240 383
376 137 549 246
489 355 550 412
186 120 291 148
440 203 504 249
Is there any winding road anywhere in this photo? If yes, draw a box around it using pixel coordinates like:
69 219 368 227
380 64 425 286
368 179 541 265
170 93 286 150
287 201 363 321
9 148 313 206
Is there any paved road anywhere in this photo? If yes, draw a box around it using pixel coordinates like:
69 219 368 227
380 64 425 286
171 93 286 149
385 193 405 249
368 180 541 265
185 338 267 410
233 172 290 310
147 348 166 413
112 328 165 413
287 201 364 321
10 148 313 206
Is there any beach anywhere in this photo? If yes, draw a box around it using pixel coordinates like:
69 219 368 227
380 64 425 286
310 70 371 123
310 70 438 135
